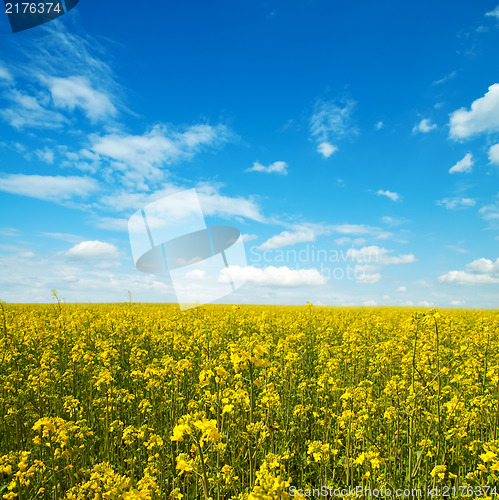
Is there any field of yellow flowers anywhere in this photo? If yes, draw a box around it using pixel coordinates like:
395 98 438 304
1 299 499 499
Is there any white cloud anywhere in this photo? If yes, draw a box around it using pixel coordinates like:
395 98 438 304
375 121 383 130
485 5 499 18
220 265 328 287
439 257 499 285
65 241 119 261
0 173 98 202
310 98 356 156
259 224 330 250
246 161 288 174
242 234 258 242
334 237 352 245
377 189 401 202
433 71 457 86
451 300 465 306
96 183 265 227
413 118 437 133
354 265 382 284
197 185 265 222
35 147 55 164
397 286 407 292
439 272 499 284
44 76 117 122
185 269 207 281
0 90 67 129
446 244 469 254
381 216 409 226
331 223 392 241
489 143 499 165
436 197 476 210
347 246 416 265
317 141 338 158
480 204 499 221
0 64 12 82
449 84 499 139
449 152 473 174
258 222 391 251
86 124 230 188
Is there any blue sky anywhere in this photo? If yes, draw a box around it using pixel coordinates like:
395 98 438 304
1 0 499 307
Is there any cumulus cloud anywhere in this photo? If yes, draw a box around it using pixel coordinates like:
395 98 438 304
377 189 401 202
413 118 437 133
65 241 119 261
449 152 473 174
439 257 499 284
220 265 328 287
489 143 499 165
0 173 98 202
317 142 338 158
449 84 499 139
436 197 476 210
246 161 288 174
44 76 117 122
397 286 407 292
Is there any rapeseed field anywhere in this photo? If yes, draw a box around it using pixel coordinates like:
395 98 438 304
1 299 499 499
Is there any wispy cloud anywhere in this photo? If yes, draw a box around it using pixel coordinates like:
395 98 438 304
35 147 55 164
1 90 67 129
449 152 473 174
485 5 499 19
432 70 457 86
309 97 357 157
377 189 401 202
381 216 409 226
80 124 231 189
0 63 12 82
436 197 476 209
0 23 124 130
259 224 330 250
0 173 99 202
246 161 288 174
449 84 499 139
347 246 416 265
479 203 499 221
